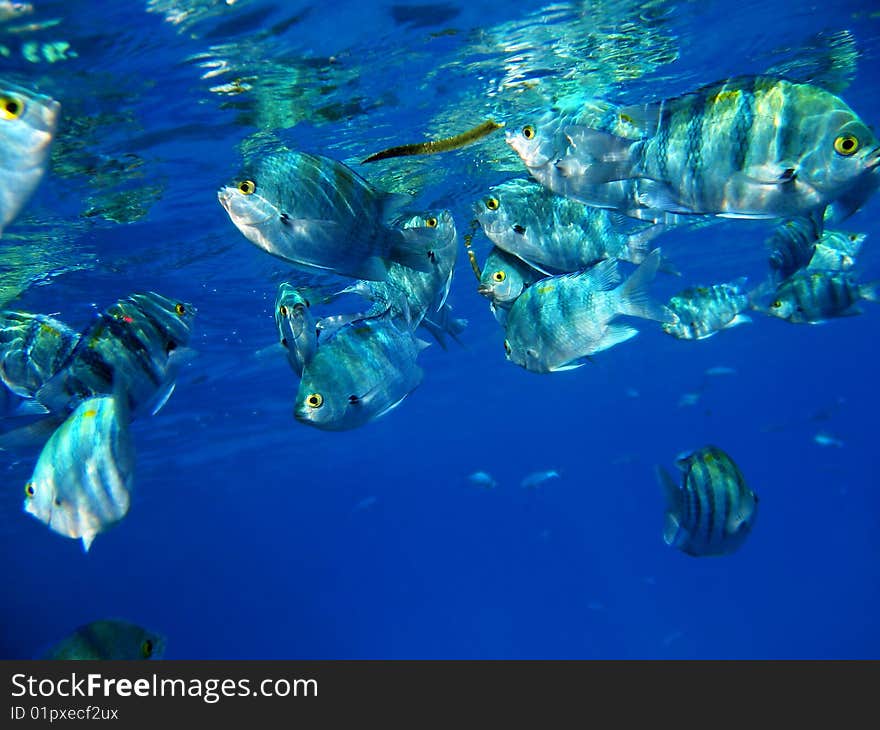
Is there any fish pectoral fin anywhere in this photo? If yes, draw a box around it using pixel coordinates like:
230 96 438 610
592 324 639 353
81 531 97 553
548 359 589 372
662 512 683 547
556 126 638 183
389 227 437 274
12 398 50 417
372 393 411 420
723 314 752 329
634 180 693 215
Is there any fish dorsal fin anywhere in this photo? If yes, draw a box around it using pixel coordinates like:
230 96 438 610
574 258 621 292
378 192 414 223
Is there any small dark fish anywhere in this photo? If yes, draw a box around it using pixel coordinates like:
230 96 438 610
41 619 164 660
656 445 758 557
362 120 503 163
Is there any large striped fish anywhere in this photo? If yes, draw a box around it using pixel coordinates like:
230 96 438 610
35 292 196 416
0 311 79 399
764 270 877 324
217 151 437 281
24 394 135 552
531 77 880 221
656 445 759 557
0 81 59 236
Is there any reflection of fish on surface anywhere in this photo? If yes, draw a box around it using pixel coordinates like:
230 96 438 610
23 393 135 552
520 470 560 488
41 619 164 660
467 471 497 489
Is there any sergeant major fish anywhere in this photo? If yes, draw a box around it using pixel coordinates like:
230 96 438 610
662 278 752 340
24 393 134 552
474 178 665 272
655 445 758 557
41 619 164 660
0 311 79 400
0 81 59 237
217 151 436 281
764 270 877 324
275 283 317 376
295 313 426 431
35 292 196 417
534 77 880 221
478 246 544 324
503 249 674 373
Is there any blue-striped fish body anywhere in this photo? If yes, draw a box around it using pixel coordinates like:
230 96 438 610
0 81 59 236
0 311 79 398
766 215 824 279
217 151 436 281
554 77 880 220
24 394 134 552
475 178 664 271
274 283 317 377
806 229 865 271
340 210 458 329
41 619 164 660
656 445 758 557
502 249 673 373
295 314 425 431
766 270 877 323
663 278 752 340
35 292 196 416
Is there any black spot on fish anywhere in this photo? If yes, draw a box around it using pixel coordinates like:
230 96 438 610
348 395 361 405
280 213 291 225
513 224 526 235
54 498 62 506
427 250 437 263
780 168 797 182
280 338 288 348
166 341 176 354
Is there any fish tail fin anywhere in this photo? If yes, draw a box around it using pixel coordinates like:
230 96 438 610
557 126 640 183
655 465 683 546
388 228 435 273
860 282 878 302
621 224 668 264
616 249 676 324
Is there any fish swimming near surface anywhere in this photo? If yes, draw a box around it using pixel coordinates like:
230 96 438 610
339 210 463 344
763 270 877 324
530 77 880 221
503 249 674 373
24 393 135 552
478 246 545 323
40 619 165 660
474 178 665 272
655 445 759 557
217 151 437 281
662 278 752 340
34 292 196 417
274 283 317 377
0 81 60 237
468 471 497 489
0 311 79 400
294 312 426 431
520 470 560 488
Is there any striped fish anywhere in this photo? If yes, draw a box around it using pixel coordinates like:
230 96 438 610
551 77 880 220
478 246 545 320
217 151 437 281
0 311 79 398
765 270 877 324
41 619 165 660
35 292 196 416
474 178 665 272
0 81 60 236
656 446 758 557
662 278 752 340
274 283 317 377
24 394 134 552
806 229 866 271
766 215 824 280
502 250 673 373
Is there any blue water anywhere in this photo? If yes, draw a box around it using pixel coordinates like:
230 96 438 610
1 0 879 659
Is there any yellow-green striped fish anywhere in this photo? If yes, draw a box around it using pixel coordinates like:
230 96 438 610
552 77 880 220
24 393 134 552
656 446 758 557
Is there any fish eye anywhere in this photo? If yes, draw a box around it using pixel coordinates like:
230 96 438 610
833 135 860 156
279 305 288 317
237 179 256 195
24 482 35 498
485 197 500 211
306 393 323 408
141 640 153 658
771 300 782 308
174 303 186 317
0 95 24 121
503 340 511 355
492 270 506 283
849 233 859 241
425 216 438 228
522 125 535 140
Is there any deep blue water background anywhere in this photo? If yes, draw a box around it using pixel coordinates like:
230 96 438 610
1 0 879 659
